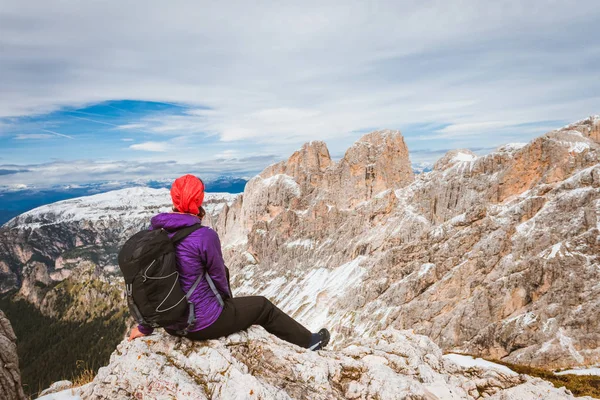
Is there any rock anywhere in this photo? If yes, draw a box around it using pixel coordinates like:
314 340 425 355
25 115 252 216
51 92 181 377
0 310 26 400
325 130 414 208
79 327 584 400
261 140 333 191
433 149 478 171
38 380 72 396
216 117 600 369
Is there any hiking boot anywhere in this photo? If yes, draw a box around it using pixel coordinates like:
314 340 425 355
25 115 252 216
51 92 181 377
308 328 330 351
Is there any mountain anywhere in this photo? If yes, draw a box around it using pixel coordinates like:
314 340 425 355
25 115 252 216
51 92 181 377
1 116 599 398
0 176 247 226
213 117 600 369
0 188 236 294
412 161 434 174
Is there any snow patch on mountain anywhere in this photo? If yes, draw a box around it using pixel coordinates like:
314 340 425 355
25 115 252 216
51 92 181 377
237 257 367 333
555 367 600 376
257 174 301 197
498 142 528 152
3 187 237 229
443 354 517 376
569 142 591 153
451 152 477 163
286 239 314 248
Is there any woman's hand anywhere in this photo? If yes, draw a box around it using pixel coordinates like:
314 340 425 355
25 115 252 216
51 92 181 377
128 326 146 341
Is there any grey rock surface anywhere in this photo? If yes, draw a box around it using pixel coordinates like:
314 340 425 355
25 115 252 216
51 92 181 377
0 310 25 400
79 327 584 400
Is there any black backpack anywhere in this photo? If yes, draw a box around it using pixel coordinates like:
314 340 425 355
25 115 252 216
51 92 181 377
117 224 224 334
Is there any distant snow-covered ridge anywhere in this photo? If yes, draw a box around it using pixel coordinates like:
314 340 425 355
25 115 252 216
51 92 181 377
3 187 238 229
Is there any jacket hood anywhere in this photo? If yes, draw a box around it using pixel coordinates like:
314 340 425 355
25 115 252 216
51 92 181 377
150 212 201 231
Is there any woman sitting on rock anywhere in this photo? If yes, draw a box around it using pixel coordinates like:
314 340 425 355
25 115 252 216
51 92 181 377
128 174 330 351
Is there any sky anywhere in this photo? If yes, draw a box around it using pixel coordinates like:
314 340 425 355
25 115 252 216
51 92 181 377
0 1 599 188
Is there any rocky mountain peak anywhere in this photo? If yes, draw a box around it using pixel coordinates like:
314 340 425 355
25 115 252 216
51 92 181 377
218 129 414 244
329 129 414 208
555 115 600 143
433 149 478 171
496 119 599 202
262 140 332 185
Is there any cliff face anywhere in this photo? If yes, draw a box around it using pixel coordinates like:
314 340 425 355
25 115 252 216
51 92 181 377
77 327 580 400
0 311 25 400
215 117 600 369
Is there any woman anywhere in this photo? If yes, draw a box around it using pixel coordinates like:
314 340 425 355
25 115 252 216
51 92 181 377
128 174 330 350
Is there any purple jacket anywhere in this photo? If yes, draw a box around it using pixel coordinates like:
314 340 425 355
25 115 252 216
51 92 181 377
137 212 231 335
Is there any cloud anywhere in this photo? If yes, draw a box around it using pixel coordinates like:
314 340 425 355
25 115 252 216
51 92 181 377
41 129 75 139
0 156 280 187
129 141 169 152
69 115 120 127
0 168 29 175
0 1 598 175
408 146 498 163
13 134 55 140
214 149 239 160
117 123 148 130
121 138 134 142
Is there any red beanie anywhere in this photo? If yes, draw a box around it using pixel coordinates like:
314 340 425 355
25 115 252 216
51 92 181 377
170 174 205 215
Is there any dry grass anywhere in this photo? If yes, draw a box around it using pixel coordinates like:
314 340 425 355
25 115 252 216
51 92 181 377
71 360 96 387
486 359 600 398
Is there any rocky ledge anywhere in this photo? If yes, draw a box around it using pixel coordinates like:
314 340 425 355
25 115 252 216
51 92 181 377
72 327 588 400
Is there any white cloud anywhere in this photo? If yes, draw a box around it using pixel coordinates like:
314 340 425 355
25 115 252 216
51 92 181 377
14 133 55 140
121 138 134 142
117 123 148 130
129 141 169 152
0 0 598 168
0 156 280 187
214 149 239 159
40 129 75 139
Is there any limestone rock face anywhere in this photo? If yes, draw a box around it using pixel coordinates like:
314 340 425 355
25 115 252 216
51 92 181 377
326 130 414 208
78 327 582 400
215 117 600 369
261 140 333 190
0 311 25 400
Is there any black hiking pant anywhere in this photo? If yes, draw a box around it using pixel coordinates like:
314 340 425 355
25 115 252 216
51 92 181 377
167 296 312 348
167 267 311 347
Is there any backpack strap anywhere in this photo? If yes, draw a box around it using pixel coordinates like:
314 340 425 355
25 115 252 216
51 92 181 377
182 273 203 334
170 223 203 243
180 272 224 335
205 272 225 307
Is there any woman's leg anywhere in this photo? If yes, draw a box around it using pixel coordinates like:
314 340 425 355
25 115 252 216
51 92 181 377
186 296 312 348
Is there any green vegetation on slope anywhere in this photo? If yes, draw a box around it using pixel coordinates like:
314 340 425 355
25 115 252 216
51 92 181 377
0 296 128 398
